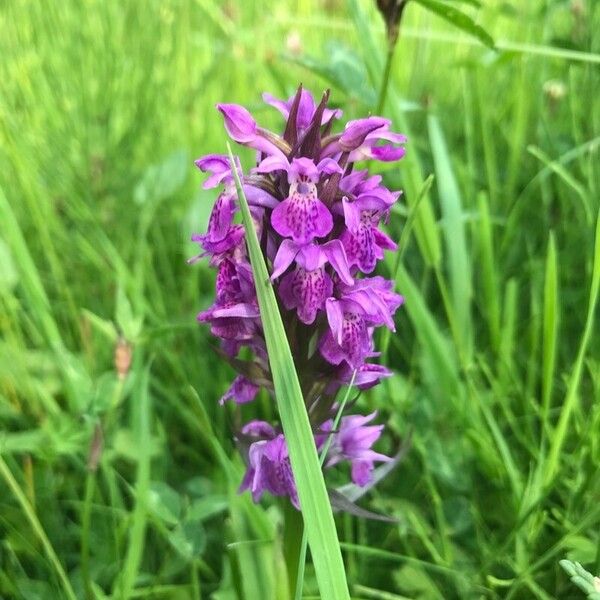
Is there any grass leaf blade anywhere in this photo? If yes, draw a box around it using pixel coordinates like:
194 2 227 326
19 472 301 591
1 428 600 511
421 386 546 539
227 144 350 600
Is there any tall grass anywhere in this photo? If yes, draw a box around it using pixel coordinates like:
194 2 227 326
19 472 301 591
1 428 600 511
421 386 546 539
0 0 599 598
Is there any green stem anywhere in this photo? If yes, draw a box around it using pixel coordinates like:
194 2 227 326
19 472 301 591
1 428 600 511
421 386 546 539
81 469 96 600
283 501 304 596
81 381 124 598
0 455 77 600
191 559 202 600
376 40 397 115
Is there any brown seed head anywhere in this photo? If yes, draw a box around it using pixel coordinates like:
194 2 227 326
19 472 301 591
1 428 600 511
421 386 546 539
114 337 132 380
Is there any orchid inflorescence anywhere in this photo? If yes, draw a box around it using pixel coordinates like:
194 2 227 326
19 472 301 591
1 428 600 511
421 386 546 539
191 86 406 509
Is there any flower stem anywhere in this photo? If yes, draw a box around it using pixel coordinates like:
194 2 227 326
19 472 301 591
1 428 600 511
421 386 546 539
81 469 96 600
376 40 397 115
81 381 123 598
283 500 304 596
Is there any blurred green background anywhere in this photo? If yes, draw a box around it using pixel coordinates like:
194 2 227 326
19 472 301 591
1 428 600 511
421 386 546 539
1 0 599 598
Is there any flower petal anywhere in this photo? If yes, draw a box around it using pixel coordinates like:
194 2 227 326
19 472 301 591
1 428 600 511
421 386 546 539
255 155 291 174
219 375 260 405
322 240 354 285
271 239 300 279
339 117 388 152
271 196 333 244
217 103 257 142
282 267 332 324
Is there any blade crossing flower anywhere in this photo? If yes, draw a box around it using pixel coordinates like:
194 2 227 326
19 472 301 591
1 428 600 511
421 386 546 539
191 86 406 508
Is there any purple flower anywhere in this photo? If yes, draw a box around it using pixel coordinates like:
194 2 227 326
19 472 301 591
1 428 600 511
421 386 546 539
197 253 260 342
217 103 287 159
191 194 244 258
321 116 388 157
319 278 403 368
192 86 407 510
334 362 394 391
339 117 389 152
239 423 300 508
349 128 407 163
319 298 374 368
340 195 398 273
195 154 233 189
256 155 342 244
324 412 392 486
271 240 353 324
219 375 260 405
263 88 342 134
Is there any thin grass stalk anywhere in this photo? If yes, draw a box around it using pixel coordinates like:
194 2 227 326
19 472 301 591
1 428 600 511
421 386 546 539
544 213 600 486
0 456 77 600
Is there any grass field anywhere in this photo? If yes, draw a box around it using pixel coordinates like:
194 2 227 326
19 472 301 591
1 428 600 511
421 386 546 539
1 0 599 598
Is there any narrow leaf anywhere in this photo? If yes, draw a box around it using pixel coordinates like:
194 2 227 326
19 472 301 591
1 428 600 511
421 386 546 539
545 213 600 485
428 115 473 359
541 232 558 423
227 144 350 600
413 0 495 48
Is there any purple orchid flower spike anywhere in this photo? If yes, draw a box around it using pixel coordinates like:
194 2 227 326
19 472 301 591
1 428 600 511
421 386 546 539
192 87 407 510
256 155 342 244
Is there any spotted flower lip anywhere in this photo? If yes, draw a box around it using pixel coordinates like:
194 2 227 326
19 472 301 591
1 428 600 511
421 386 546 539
340 195 398 273
192 86 407 509
256 155 342 244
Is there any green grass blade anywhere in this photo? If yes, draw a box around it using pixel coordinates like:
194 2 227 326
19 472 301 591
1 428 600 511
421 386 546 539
541 232 558 426
113 364 152 598
394 264 459 395
499 279 518 384
528 145 593 225
559 559 600 598
0 186 63 352
544 212 600 486
428 115 473 360
412 0 495 49
0 455 77 600
477 192 501 352
227 144 350 600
